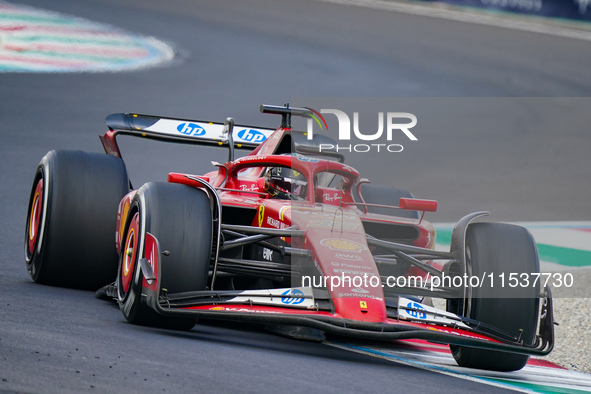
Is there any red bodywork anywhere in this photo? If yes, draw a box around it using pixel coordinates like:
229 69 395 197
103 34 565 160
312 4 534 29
104 117 553 358
112 126 437 319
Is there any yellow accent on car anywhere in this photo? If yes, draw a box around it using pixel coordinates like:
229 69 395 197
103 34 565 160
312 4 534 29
258 205 265 227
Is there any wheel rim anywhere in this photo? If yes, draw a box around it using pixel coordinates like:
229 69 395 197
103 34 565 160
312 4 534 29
27 178 44 256
120 212 139 295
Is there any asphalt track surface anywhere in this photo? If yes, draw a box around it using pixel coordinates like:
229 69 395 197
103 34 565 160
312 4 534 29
1 0 590 392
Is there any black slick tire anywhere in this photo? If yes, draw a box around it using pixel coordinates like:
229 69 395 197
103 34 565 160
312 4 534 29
24 150 129 290
117 182 212 330
449 222 540 372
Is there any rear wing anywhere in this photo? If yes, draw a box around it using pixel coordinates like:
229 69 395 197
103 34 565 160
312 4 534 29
100 112 277 159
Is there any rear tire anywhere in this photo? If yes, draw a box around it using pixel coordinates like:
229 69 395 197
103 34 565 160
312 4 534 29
24 150 129 289
448 223 540 371
118 182 212 330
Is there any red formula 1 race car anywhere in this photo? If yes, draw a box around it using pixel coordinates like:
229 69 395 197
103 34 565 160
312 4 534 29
24 104 554 372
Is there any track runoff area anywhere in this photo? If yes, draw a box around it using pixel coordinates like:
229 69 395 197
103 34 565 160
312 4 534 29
328 222 591 394
0 1 173 72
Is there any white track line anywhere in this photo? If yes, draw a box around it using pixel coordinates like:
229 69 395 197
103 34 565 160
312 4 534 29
325 342 535 393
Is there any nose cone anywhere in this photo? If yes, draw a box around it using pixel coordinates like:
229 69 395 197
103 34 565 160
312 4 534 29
333 297 387 322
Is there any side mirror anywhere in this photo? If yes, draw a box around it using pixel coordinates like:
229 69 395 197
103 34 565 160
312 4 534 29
399 197 438 212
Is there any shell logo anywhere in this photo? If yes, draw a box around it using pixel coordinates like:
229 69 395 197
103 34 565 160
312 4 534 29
320 238 366 252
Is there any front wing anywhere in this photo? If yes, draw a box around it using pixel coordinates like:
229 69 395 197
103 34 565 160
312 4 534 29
131 275 555 357
101 215 554 358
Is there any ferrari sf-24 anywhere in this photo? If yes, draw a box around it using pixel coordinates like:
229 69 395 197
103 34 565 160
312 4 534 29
24 104 554 371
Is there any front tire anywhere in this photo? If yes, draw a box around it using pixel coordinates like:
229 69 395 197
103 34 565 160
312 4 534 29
118 182 213 330
448 222 540 371
24 150 129 289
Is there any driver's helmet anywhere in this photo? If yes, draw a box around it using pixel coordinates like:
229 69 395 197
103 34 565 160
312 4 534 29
264 166 307 200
